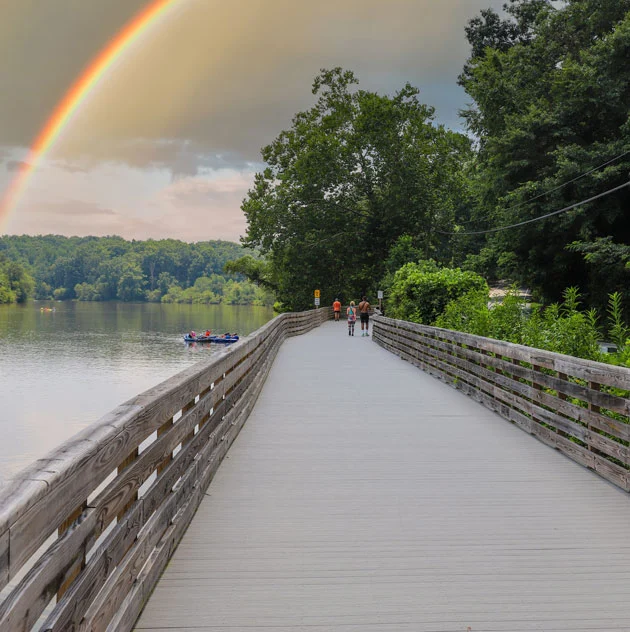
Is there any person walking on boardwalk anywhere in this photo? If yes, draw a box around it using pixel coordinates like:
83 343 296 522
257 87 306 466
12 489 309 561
333 298 341 321
347 301 357 336
358 295 370 336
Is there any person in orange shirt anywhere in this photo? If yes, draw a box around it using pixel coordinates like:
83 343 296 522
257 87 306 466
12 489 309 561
332 298 342 321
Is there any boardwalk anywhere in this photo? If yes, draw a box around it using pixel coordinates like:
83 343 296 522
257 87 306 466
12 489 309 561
135 321 630 632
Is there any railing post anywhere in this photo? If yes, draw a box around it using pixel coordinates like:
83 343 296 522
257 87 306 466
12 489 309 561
57 500 88 599
588 381 601 453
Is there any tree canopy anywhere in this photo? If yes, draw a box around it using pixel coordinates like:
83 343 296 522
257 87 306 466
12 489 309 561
458 0 630 307
0 253 33 304
241 68 472 310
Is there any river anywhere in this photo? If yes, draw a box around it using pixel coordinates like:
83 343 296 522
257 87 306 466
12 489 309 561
0 301 274 481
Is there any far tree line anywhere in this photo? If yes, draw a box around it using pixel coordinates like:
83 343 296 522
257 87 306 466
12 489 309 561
0 235 273 306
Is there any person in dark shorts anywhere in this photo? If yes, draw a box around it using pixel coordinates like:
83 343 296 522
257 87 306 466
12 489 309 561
358 296 370 336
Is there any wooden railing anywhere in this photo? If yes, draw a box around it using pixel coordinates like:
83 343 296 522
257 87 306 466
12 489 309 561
0 308 330 632
373 315 630 492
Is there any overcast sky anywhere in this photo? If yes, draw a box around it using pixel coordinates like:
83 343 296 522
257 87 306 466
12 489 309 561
0 0 504 241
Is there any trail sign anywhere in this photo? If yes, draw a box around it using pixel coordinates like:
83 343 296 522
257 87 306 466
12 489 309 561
377 290 384 299
314 289 321 298
314 297 320 306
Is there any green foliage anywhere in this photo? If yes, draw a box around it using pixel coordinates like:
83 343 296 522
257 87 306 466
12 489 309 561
0 256 34 303
161 277 273 306
388 263 488 324
224 256 277 292
522 300 601 360
380 236 428 298
458 0 630 309
0 235 271 306
241 68 472 310
607 291 629 351
435 288 492 336
0 271 16 304
53 288 69 300
384 236 426 276
436 285 526 341
74 282 102 301
117 260 146 302
438 284 603 360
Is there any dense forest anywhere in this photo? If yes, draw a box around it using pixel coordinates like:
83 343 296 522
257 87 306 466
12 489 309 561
0 235 273 306
234 0 629 320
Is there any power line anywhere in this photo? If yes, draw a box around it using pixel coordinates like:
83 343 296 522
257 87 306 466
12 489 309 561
459 147 630 226
438 180 630 236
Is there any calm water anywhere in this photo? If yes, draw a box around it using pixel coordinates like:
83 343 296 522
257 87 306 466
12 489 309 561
0 302 274 481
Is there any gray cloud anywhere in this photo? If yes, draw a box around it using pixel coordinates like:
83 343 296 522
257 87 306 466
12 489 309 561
1 0 504 176
12 198 166 239
34 200 117 217
53 161 89 174
6 160 31 172
57 139 256 177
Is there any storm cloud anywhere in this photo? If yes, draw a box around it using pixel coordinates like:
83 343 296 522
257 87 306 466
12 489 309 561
1 0 504 168
1 0 504 240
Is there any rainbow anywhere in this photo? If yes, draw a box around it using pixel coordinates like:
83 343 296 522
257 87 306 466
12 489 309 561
0 0 180 227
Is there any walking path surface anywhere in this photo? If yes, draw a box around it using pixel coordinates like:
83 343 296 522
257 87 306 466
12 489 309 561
135 321 630 631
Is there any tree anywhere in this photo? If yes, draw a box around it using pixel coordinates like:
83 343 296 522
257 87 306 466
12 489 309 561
116 260 146 302
224 256 276 292
458 0 630 307
0 255 34 303
388 263 487 324
241 68 471 310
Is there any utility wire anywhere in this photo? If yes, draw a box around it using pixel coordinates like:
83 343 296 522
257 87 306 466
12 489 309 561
438 180 630 236
459 147 630 226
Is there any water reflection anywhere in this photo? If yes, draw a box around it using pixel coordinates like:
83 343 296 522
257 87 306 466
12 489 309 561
0 302 273 480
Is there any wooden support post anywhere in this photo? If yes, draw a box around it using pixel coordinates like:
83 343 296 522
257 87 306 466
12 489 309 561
588 381 601 452
117 448 140 520
557 372 569 401
57 500 88 600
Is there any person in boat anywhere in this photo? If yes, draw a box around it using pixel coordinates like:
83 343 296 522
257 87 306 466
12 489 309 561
205 329 211 337
190 330 196 339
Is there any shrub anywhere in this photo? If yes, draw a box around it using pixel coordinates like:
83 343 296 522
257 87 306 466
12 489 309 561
436 285 527 342
388 262 488 324
53 287 70 301
435 288 491 336
519 288 601 360
437 285 603 361
607 292 629 352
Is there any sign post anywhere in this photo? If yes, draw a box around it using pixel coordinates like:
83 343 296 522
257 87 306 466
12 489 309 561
377 290 383 313
314 289 320 308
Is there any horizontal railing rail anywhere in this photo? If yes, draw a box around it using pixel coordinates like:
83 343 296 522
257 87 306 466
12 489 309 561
373 315 630 492
0 308 330 632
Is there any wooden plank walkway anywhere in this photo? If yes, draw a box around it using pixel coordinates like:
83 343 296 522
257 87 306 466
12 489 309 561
135 321 630 631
